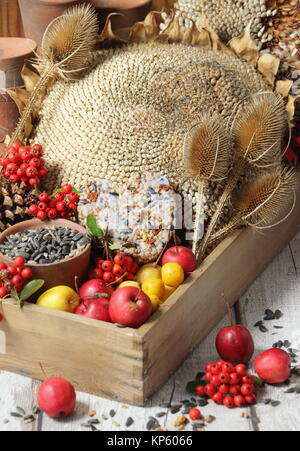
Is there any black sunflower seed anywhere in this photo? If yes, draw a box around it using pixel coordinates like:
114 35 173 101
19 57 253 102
109 410 116 418
271 401 280 407
254 321 263 327
274 310 283 319
155 412 166 418
264 399 272 405
284 340 291 349
284 388 295 393
273 326 284 329
16 407 26 416
126 417 134 427
198 399 209 407
147 418 160 431
81 423 92 428
88 419 100 425
10 412 23 418
259 324 269 333
264 309 275 321
170 406 181 415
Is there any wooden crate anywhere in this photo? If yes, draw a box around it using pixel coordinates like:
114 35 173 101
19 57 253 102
0 181 300 406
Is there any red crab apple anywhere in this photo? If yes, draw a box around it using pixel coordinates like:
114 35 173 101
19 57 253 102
37 378 76 418
75 298 111 322
162 246 197 273
78 278 113 301
254 348 291 384
109 287 153 328
216 325 254 365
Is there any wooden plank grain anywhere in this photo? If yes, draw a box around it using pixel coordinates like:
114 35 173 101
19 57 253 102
0 0 24 37
237 231 300 431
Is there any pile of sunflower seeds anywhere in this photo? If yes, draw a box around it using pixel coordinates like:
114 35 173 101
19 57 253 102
0 227 90 264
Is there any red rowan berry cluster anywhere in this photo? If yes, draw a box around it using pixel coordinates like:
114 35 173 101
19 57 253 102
88 253 140 285
28 184 79 221
0 142 47 187
195 361 256 409
0 256 32 297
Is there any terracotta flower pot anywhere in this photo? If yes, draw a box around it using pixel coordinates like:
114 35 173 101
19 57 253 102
0 37 36 141
91 0 152 33
0 219 91 295
18 0 86 45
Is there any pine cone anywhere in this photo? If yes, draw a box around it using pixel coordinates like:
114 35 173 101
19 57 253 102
0 180 36 232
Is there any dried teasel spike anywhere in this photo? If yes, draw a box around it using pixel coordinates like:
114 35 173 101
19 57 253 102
198 91 288 261
9 4 99 145
208 167 298 247
183 113 232 253
233 91 287 168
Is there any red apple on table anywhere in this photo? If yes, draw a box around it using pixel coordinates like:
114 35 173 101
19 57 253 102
78 278 113 301
162 246 197 274
254 348 291 384
216 325 254 365
109 287 153 328
37 377 76 418
75 298 112 322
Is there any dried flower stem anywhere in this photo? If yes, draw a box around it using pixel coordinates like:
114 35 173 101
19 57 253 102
192 180 205 254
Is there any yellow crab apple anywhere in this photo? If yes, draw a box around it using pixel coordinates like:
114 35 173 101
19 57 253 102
136 264 162 285
37 286 80 312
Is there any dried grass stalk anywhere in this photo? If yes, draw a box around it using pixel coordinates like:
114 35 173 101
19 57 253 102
183 113 231 252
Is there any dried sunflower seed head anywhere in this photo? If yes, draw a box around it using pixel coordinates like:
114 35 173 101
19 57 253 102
235 167 297 227
233 92 287 167
183 113 232 182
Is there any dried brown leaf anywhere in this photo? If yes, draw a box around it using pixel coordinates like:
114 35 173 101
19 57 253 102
21 66 40 93
228 21 259 65
257 53 280 87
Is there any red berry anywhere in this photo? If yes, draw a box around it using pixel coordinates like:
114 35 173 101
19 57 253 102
21 267 32 279
29 204 39 216
112 264 124 277
37 210 47 220
14 256 25 268
38 202 48 211
68 203 77 212
26 166 37 177
222 362 234 374
32 143 42 153
102 260 113 272
7 163 18 173
20 176 29 183
195 385 205 397
212 392 224 404
240 384 254 396
189 408 202 421
125 273 136 281
95 258 104 268
229 384 241 396
210 364 221 375
234 395 246 408
29 177 39 186
88 268 103 279
48 199 57 208
68 192 79 203
218 384 229 395
130 263 139 274
245 394 256 405
0 262 7 271
0 287 8 298
210 375 220 386
12 275 23 287
55 192 65 202
11 141 21 150
0 157 10 167
216 360 225 370
56 201 67 212
38 193 49 203
235 364 247 376
242 375 255 385
61 184 73 195
48 208 58 219
103 272 114 283
38 167 47 178
114 254 126 265
8 151 21 164
20 149 31 161
204 384 216 397
229 372 240 385
7 265 18 276
219 372 230 384
29 157 41 168
17 167 26 177
223 396 234 408
205 372 212 382
9 174 19 183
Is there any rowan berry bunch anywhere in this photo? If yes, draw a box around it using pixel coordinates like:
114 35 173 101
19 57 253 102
0 142 47 187
88 253 140 285
0 256 33 297
195 361 257 409
28 184 79 221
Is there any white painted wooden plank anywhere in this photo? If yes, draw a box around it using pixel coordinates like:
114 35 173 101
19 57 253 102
238 232 300 432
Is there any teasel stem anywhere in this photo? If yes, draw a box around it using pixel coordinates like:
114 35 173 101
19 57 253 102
9 66 55 145
197 161 245 262
207 216 243 247
192 180 205 254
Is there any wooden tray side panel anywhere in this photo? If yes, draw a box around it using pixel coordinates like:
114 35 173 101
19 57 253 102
139 186 300 402
0 302 145 406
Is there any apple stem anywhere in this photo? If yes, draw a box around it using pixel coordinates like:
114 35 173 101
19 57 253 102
173 230 178 247
222 293 234 326
155 231 171 266
107 272 128 287
74 276 79 294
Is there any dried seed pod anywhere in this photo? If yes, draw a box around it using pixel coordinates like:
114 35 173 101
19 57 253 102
233 92 287 168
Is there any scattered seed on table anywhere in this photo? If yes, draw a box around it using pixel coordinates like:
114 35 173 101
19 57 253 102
88 419 100 425
126 417 134 427
159 402 171 408
204 415 215 423
284 340 291 348
23 415 35 424
109 410 116 418
89 410 96 417
101 414 108 421
198 399 209 407
254 321 263 327
10 412 23 418
156 412 166 418
259 325 269 333
284 388 296 393
274 310 283 319
121 404 128 409
271 401 280 407
264 399 272 405
147 418 160 430
170 406 181 415
264 309 276 320
273 326 284 329
81 423 93 428
112 421 120 427
16 407 26 416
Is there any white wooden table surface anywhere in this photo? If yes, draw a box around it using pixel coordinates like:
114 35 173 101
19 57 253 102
0 232 300 432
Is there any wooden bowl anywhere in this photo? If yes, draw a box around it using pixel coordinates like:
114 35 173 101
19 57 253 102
0 219 91 293
0 37 36 88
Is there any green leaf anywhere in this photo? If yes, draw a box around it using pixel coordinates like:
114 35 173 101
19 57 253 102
51 188 61 197
86 215 104 238
109 243 122 251
20 280 45 302
82 293 109 299
186 379 208 393
254 376 264 387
